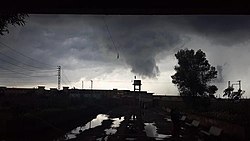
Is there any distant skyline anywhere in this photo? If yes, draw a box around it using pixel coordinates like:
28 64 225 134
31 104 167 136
0 15 250 97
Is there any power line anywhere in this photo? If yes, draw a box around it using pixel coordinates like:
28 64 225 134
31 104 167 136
0 66 56 78
62 79 67 86
0 57 56 73
0 51 55 70
62 70 72 88
102 16 120 59
0 66 35 77
0 75 34 78
0 70 57 76
62 72 71 84
0 41 54 68
0 81 49 84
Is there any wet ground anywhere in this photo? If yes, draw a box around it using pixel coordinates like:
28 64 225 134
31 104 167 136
54 105 176 141
54 105 237 141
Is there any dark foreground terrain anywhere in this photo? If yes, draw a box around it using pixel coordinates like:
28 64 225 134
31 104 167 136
0 93 249 141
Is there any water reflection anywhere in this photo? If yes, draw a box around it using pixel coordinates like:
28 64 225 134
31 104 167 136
110 117 125 128
105 117 124 135
57 114 125 141
144 122 172 140
65 114 109 140
98 116 125 140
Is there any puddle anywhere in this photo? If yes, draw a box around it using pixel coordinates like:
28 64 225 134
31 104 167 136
110 117 125 128
63 114 109 140
144 123 172 140
98 116 125 140
104 117 125 135
57 114 125 140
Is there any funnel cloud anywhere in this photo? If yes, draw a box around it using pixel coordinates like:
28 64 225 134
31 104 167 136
1 15 250 95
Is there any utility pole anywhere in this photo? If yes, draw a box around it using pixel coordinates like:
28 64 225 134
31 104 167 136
82 81 84 89
91 80 93 90
57 66 61 90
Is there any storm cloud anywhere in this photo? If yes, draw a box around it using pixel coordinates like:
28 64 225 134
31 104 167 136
1 15 250 95
102 16 184 77
0 15 187 79
163 15 250 46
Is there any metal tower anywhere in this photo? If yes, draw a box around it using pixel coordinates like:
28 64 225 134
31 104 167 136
57 66 61 90
133 80 142 91
228 80 241 90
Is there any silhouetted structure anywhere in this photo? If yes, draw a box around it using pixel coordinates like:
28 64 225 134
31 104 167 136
223 80 245 100
133 80 141 91
57 66 61 90
91 80 93 90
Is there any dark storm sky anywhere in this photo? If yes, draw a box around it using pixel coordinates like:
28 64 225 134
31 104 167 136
1 15 250 96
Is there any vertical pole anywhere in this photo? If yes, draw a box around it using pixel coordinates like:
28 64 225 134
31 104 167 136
239 80 241 90
57 66 61 90
82 81 84 89
91 80 93 90
227 81 230 99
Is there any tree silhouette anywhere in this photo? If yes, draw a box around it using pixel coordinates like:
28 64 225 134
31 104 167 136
171 49 217 108
223 86 245 100
0 13 28 35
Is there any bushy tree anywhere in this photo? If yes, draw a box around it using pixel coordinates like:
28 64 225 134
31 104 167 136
171 49 218 98
0 13 28 35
